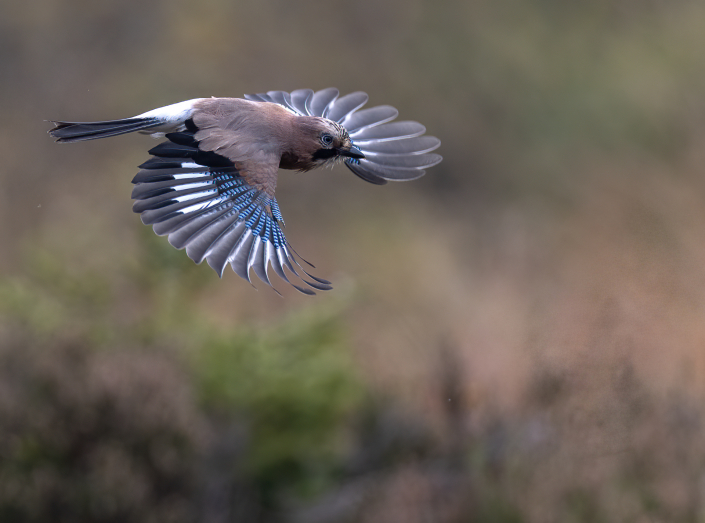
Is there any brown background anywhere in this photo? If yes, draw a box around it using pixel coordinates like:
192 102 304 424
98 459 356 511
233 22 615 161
2 1 705 521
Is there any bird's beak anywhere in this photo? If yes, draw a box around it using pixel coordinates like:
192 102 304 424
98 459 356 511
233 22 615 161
339 144 365 160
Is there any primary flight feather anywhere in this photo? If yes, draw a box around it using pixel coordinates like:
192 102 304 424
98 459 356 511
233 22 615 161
49 88 442 295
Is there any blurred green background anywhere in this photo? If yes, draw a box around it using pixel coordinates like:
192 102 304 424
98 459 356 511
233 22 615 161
2 0 705 521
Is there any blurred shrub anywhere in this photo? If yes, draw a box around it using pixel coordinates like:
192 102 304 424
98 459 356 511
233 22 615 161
0 252 368 522
0 336 203 523
193 309 366 506
2 259 705 522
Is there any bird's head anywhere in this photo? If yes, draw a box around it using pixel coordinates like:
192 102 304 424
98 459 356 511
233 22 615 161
296 117 365 170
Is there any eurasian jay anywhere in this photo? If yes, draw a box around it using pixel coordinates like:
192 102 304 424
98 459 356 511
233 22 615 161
49 88 442 294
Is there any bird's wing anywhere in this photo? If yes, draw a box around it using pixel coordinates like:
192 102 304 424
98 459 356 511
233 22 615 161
244 88 442 185
131 123 331 295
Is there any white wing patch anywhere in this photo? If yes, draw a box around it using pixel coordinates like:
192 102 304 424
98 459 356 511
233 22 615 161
135 99 205 133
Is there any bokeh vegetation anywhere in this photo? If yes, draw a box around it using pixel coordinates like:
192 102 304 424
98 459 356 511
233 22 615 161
3 0 705 521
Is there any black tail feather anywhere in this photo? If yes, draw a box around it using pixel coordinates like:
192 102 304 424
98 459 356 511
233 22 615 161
48 117 160 143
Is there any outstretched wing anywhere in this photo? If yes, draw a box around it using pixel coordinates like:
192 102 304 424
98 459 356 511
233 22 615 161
245 88 442 185
131 121 332 295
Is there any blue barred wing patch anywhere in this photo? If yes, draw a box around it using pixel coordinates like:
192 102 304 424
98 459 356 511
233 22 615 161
130 130 331 295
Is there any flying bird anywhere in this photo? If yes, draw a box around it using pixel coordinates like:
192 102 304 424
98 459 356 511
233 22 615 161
49 88 442 295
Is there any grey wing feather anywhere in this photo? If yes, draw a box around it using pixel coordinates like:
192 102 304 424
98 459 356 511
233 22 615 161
342 106 399 133
358 136 441 155
244 93 270 103
148 193 234 236
167 205 235 251
344 162 389 185
183 211 242 264
205 221 248 276
140 195 222 224
326 92 369 123
249 238 273 288
268 245 314 295
344 159 427 182
290 89 314 116
229 230 257 282
351 121 426 142
251 88 313 117
266 91 295 112
309 88 339 117
130 175 213 200
132 185 218 214
151 203 223 236
362 152 443 169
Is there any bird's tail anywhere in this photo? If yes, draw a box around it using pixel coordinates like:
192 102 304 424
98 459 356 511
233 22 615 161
48 117 160 143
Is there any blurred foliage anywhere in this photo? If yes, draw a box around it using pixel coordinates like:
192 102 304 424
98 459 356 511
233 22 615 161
0 240 367 521
0 337 202 523
194 312 363 501
3 240 705 520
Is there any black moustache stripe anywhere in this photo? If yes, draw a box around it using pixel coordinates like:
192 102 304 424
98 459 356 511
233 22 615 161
312 148 337 160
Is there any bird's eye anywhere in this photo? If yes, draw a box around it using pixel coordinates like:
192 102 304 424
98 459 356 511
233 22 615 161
321 134 334 146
